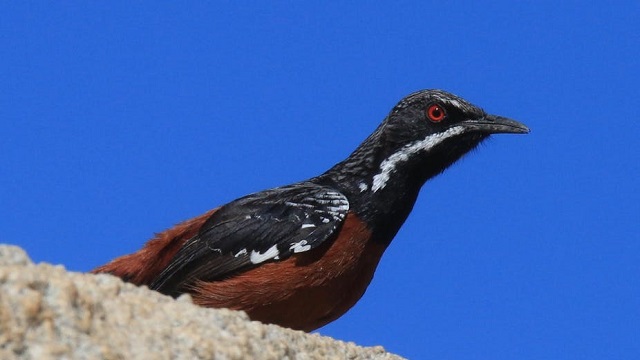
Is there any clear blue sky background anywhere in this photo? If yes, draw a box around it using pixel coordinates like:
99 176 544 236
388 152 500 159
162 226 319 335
1 2 638 359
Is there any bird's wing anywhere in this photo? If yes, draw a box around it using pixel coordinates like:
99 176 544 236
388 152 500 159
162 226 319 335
149 183 349 296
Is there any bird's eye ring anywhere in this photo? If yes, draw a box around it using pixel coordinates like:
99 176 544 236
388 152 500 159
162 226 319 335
427 104 446 123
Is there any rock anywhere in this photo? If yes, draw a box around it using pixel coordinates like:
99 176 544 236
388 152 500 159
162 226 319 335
0 245 32 266
0 245 403 360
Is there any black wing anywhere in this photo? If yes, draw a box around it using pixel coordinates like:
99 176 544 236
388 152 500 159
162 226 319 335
149 182 350 296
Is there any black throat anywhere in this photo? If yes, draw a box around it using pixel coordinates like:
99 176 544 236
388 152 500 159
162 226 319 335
312 123 488 247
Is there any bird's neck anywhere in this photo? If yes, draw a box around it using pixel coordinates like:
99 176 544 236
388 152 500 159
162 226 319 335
314 123 488 246
314 127 427 245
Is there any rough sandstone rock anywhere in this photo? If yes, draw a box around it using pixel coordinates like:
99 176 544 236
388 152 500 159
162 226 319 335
0 245 403 360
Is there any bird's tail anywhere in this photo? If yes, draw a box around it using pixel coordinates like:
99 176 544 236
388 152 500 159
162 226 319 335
91 208 219 286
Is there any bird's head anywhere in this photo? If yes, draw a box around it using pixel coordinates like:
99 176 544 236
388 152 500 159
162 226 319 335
368 89 529 192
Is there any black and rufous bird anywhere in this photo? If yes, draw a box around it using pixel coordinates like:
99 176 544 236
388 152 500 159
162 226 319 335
93 89 528 331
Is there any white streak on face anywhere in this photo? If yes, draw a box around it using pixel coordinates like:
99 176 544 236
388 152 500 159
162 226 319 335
371 126 465 192
250 244 280 264
289 240 311 253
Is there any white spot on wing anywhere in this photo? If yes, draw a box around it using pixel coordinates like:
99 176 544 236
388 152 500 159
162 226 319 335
301 223 316 229
208 248 223 255
234 248 247 257
290 240 311 253
358 182 368 192
372 126 465 192
285 201 314 208
250 244 280 264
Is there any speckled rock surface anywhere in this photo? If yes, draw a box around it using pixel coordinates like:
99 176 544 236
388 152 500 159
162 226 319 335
0 245 403 360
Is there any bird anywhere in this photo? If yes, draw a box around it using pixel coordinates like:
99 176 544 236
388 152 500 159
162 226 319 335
93 89 529 332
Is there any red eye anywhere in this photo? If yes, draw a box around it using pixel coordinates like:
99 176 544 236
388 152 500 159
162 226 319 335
427 104 446 122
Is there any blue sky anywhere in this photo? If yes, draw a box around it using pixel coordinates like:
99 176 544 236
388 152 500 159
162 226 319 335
1 2 638 359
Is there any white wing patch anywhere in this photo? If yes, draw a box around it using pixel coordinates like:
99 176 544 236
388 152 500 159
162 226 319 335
372 126 465 192
234 248 248 257
249 188 348 262
249 244 280 264
289 240 311 253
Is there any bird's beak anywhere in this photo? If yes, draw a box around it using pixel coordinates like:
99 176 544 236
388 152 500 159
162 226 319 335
460 115 530 134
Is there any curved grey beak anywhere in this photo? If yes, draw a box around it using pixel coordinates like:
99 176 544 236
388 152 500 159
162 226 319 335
461 115 530 134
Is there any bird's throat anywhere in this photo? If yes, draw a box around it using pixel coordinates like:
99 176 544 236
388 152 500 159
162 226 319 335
315 126 488 246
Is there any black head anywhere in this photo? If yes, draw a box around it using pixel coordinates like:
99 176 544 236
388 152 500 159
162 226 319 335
386 89 528 140
316 89 528 244
320 89 528 197
367 89 529 191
